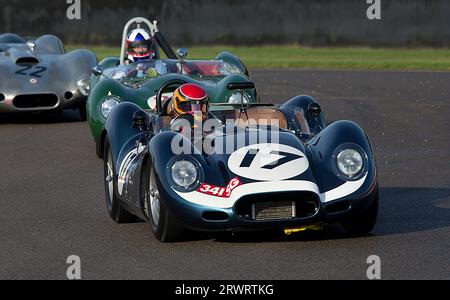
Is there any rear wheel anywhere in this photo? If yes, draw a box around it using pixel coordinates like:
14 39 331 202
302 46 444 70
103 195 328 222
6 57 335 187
103 136 137 223
341 191 378 235
145 165 184 242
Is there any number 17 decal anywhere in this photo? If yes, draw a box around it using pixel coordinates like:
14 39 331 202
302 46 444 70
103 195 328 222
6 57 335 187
15 65 47 78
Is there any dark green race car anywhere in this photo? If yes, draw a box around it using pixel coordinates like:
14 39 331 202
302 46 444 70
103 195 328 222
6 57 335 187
87 17 257 157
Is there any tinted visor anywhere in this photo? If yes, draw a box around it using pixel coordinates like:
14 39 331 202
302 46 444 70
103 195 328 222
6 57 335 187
177 99 207 114
127 40 154 55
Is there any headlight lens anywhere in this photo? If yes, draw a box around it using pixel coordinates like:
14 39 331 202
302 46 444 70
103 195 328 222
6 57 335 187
77 78 90 96
100 97 120 119
171 160 198 189
227 92 250 104
336 148 364 178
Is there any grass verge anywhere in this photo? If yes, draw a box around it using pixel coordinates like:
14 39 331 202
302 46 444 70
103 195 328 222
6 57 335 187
66 45 450 71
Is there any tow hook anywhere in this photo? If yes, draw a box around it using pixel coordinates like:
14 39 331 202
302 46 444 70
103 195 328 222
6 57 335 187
284 224 323 235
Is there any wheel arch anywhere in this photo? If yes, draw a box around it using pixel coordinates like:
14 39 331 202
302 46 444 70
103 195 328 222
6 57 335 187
215 51 250 77
97 129 108 159
280 95 326 134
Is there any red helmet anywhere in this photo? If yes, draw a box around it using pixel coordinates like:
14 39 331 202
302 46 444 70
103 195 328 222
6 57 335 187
170 83 208 121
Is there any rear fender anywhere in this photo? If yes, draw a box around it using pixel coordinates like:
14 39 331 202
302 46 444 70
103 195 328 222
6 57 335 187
280 95 325 134
35 34 65 54
215 51 249 77
62 49 97 74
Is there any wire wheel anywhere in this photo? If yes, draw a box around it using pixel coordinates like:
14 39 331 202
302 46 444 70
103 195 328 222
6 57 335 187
148 168 161 227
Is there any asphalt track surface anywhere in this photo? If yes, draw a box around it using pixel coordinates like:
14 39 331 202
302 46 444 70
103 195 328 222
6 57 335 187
0 69 449 280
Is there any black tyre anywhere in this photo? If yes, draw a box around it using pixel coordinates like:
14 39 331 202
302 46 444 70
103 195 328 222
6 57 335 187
341 190 379 235
145 165 184 242
103 136 137 223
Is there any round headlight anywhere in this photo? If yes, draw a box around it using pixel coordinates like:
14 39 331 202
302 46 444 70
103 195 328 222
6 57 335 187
171 160 198 189
336 148 364 178
100 97 120 118
227 92 250 104
77 78 90 96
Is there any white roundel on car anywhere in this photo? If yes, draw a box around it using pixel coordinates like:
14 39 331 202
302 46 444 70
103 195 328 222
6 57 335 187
228 143 309 181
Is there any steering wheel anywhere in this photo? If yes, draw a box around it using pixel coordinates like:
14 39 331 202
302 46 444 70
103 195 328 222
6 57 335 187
155 79 188 115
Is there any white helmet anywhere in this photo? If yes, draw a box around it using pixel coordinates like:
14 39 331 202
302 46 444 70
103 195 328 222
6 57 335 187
126 28 157 63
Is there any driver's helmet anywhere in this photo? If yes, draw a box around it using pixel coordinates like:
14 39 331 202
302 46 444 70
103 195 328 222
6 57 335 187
126 28 157 63
170 83 208 121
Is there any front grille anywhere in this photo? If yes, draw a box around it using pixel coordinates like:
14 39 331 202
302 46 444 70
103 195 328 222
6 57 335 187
235 191 320 221
252 201 295 221
13 94 58 108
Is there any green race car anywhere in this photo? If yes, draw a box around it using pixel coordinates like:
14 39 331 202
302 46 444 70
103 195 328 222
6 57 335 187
87 17 258 157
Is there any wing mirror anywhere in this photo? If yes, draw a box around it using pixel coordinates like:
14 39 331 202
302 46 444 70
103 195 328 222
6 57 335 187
26 41 36 52
92 65 103 76
176 48 188 60
226 82 256 114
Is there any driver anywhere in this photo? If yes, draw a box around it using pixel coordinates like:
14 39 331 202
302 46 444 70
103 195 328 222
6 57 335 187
125 28 157 63
167 83 209 123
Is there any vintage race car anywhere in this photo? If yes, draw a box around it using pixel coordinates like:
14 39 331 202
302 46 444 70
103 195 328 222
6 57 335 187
0 33 97 120
87 18 257 157
101 80 379 242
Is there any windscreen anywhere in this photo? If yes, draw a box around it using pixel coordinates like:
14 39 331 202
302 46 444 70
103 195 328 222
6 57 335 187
107 59 242 80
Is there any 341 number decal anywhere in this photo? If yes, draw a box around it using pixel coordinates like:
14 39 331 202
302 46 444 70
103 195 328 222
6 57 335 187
15 66 47 78
197 178 241 198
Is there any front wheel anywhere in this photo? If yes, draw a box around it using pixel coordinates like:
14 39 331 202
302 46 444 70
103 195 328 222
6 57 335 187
103 136 137 223
145 165 184 242
341 190 379 235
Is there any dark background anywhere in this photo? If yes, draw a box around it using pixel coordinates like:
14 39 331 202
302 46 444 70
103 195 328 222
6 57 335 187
1 0 449 46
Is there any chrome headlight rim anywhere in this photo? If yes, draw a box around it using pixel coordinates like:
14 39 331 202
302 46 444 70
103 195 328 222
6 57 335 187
166 156 204 193
226 91 251 104
99 95 121 120
77 78 90 97
332 143 368 181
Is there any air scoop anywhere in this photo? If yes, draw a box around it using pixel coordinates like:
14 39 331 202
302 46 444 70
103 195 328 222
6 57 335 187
15 56 39 65
8 48 39 65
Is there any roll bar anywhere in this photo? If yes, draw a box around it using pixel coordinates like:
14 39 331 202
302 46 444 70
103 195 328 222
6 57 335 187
120 17 165 64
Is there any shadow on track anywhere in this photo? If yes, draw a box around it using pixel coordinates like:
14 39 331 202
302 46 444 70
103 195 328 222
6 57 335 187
209 186 450 243
0 109 83 124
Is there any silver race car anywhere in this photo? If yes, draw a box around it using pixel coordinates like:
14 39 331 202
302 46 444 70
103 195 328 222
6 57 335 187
0 33 97 120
